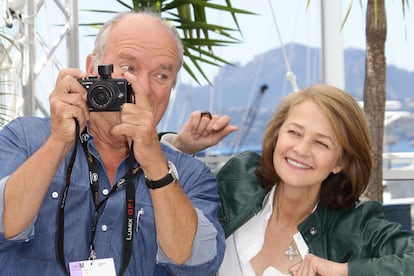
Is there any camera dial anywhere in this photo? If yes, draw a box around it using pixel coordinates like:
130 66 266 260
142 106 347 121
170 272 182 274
98 64 114 79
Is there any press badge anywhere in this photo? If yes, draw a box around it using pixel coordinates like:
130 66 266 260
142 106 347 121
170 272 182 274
69 258 116 276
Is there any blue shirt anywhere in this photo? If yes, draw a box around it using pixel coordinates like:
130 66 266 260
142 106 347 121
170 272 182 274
0 117 225 275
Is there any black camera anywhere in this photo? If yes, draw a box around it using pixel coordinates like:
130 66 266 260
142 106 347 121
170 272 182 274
78 64 133 112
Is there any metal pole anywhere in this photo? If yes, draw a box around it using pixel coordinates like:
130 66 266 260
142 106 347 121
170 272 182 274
22 0 36 116
321 0 345 90
66 0 79 68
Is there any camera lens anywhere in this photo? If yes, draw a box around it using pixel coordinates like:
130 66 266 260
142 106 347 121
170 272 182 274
88 84 114 110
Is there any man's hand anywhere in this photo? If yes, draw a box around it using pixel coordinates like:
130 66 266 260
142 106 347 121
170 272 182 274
49 69 89 146
171 111 238 155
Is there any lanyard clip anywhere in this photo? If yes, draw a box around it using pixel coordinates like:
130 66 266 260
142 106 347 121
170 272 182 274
89 245 97 261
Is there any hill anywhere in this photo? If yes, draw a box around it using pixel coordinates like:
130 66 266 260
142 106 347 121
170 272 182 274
159 43 414 154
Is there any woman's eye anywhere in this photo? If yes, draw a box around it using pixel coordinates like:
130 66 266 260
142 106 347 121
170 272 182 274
316 141 329 148
287 130 300 136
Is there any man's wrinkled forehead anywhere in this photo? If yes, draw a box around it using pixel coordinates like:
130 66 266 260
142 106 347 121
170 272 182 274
109 14 180 65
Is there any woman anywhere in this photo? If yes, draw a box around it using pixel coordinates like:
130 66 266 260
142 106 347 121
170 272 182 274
217 84 414 275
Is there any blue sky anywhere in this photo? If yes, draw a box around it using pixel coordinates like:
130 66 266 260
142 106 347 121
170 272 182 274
205 0 414 70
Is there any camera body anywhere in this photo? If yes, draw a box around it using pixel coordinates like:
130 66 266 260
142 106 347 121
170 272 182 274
78 64 133 112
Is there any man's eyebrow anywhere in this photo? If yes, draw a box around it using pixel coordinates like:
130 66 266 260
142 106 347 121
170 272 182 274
118 54 174 71
119 53 136 60
160 64 173 71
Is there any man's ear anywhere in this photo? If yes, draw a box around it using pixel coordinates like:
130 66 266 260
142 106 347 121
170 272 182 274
86 54 95 75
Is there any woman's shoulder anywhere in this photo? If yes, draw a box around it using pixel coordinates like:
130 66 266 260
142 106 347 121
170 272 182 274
215 151 270 238
311 200 401 235
315 200 385 222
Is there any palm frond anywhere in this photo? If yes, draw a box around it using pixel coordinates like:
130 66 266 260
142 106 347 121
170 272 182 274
80 0 255 84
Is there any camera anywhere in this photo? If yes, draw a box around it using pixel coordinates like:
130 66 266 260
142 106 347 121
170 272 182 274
78 64 133 112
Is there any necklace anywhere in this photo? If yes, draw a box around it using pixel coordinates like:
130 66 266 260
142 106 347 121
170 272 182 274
284 243 299 261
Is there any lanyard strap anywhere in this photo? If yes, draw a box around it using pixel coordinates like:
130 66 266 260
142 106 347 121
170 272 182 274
57 125 140 276
57 121 79 274
120 154 137 276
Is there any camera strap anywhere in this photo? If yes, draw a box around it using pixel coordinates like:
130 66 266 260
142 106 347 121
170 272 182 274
57 125 140 276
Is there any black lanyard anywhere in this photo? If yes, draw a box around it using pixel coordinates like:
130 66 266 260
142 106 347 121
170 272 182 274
57 124 140 276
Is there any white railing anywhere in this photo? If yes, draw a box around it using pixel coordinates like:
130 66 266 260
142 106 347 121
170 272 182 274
199 152 414 230
198 151 414 205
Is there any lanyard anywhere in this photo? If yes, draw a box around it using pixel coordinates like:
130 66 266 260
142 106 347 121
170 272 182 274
57 125 141 276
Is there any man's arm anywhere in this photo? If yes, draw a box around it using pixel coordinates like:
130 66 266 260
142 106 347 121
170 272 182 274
2 69 88 239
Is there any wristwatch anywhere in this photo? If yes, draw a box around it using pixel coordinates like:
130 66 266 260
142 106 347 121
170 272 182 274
144 161 179 189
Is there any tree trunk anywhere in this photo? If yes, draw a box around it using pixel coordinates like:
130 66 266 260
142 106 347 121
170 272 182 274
363 0 387 202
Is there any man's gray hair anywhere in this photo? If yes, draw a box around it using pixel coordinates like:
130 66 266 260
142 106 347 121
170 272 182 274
91 10 184 71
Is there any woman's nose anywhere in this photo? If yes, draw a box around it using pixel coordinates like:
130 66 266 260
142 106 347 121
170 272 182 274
293 139 311 155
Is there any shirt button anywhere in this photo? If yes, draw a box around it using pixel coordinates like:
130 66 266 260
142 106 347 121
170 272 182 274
101 225 108 232
51 191 59 199
81 133 90 142
102 189 109 196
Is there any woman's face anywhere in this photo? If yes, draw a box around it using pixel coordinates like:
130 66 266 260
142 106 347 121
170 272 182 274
273 100 343 190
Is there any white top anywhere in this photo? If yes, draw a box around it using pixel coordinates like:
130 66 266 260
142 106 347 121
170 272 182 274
217 186 309 276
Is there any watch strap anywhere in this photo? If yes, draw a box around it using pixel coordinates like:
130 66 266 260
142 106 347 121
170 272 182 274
144 161 177 189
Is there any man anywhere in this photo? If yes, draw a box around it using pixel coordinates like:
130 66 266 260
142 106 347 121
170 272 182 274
0 10 232 275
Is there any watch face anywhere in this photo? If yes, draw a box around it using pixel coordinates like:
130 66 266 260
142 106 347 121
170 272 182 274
168 161 179 181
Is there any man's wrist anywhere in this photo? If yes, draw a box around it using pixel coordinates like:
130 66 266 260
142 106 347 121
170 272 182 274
144 161 179 189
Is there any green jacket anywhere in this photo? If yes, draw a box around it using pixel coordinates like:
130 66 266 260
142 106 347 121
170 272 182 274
300 200 414 275
217 151 414 275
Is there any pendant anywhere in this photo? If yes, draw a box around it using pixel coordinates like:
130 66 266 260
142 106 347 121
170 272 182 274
284 244 299 261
